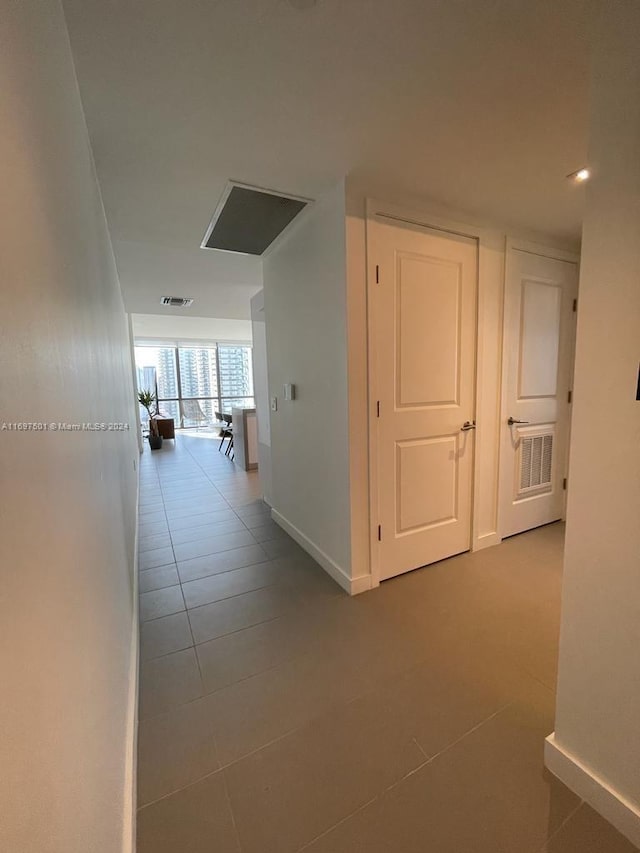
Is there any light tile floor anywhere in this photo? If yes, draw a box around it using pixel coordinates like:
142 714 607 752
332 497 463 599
136 434 638 853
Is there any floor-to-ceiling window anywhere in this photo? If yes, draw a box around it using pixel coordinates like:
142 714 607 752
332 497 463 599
134 343 254 429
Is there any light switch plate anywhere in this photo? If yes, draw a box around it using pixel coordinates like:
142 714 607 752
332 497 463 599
284 383 296 401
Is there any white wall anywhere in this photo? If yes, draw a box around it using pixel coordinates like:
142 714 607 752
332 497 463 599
263 182 353 590
131 312 252 344
0 3 138 852
545 1 640 845
250 291 273 506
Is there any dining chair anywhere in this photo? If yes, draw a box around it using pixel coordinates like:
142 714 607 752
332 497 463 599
214 410 233 454
222 412 234 459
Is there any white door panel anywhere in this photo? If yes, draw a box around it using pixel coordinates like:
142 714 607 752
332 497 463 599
519 280 562 398
500 248 578 538
370 217 478 581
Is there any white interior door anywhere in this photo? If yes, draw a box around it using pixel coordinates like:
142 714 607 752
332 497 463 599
499 245 578 538
370 216 478 581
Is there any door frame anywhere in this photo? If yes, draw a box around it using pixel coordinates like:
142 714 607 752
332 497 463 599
497 237 580 540
366 198 499 588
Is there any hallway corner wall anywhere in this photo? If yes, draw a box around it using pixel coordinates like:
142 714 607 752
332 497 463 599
546 1 640 845
263 182 354 592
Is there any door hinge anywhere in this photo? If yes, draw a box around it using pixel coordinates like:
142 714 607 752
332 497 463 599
567 390 572 403
572 298 577 312
563 478 567 490
375 264 379 284
377 525 382 541
376 400 380 418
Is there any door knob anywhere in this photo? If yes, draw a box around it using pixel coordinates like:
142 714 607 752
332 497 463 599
508 417 530 426
461 421 476 431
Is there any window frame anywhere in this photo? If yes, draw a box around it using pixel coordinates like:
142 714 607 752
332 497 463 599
134 341 254 429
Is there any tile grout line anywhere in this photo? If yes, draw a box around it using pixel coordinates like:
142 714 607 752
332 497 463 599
137 695 339 813
534 799 585 852
140 601 517 782
295 796 380 852
161 439 267 561
148 438 268 730
177 485 207 695
137 438 313 821
182 435 268 517
220 766 245 853
404 698 516 780
292 700 520 853
171 536 269 565
411 736 429 760
139 624 350 750
138 486 171 619
141 560 284 620
143 564 427 728
177 557 271 585
138 560 176 576
169 444 269 658
139 565 342 688
182 438 239 513
176 550 275 585
137 764 225 813
166 456 200 663
140 612 297 695
177 578 287 617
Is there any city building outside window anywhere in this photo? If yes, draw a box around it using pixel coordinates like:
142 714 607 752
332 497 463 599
134 343 254 430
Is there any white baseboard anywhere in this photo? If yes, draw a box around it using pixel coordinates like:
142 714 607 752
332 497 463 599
271 509 371 596
122 470 140 853
545 734 640 848
351 573 374 595
473 531 502 551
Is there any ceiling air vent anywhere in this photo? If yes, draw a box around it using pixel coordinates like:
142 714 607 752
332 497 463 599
201 182 311 256
160 296 194 307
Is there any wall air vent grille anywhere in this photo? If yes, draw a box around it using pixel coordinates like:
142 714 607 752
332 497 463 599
201 182 311 256
519 433 553 494
160 297 194 307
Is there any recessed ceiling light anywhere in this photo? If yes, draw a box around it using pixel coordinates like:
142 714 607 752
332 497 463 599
567 167 591 183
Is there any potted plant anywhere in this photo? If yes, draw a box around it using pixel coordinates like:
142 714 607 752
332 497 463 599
138 389 163 450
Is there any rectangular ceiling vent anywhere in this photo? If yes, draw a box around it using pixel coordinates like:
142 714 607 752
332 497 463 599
160 296 194 307
201 182 311 256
